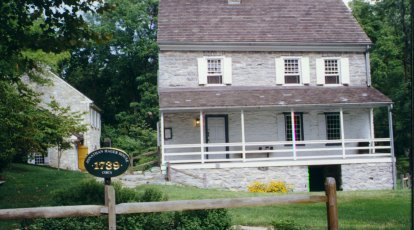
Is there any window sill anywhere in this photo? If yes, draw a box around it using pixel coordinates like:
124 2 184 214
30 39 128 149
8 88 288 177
282 84 303 86
203 84 228 87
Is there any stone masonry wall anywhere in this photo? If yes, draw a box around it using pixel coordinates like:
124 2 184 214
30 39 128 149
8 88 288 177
341 162 394 191
28 71 101 170
159 51 367 88
170 162 394 192
170 166 309 192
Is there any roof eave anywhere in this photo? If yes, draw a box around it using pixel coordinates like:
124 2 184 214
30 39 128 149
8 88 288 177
158 41 372 52
159 102 393 112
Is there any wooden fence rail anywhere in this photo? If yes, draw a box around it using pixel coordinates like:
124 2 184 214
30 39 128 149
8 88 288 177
0 178 339 230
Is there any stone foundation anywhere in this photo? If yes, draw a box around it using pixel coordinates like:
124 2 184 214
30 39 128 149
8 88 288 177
341 162 394 191
170 166 309 192
170 162 395 192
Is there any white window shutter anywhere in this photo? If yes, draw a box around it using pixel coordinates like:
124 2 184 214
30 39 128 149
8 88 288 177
275 58 284 85
301 57 310 85
198 58 207 85
223 57 232 85
340 58 350 85
316 58 325 85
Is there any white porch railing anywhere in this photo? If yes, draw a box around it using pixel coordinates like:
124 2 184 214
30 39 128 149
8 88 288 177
163 138 392 164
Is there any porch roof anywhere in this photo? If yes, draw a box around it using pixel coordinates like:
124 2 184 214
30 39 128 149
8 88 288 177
159 86 392 111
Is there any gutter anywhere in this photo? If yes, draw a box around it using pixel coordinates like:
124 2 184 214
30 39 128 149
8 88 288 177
158 41 372 52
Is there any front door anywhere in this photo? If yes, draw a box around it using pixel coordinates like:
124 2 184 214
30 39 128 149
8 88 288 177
205 115 228 160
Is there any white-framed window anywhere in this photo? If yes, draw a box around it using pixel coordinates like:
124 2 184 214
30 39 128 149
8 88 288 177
325 112 341 140
284 113 304 141
34 154 45 165
324 59 340 84
284 58 300 84
275 57 310 85
198 56 232 85
316 57 350 85
207 58 223 84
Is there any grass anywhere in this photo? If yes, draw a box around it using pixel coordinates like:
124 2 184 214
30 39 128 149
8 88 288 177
0 164 411 230
0 163 92 229
135 185 410 230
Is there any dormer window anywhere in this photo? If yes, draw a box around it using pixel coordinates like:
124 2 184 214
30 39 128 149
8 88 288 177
207 58 223 84
198 56 232 86
317 57 350 86
275 57 310 85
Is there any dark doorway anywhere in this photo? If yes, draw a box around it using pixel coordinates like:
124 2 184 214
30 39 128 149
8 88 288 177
205 115 229 159
309 165 342 191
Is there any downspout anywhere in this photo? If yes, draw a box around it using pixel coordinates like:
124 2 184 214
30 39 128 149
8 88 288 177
388 105 397 189
365 45 372 86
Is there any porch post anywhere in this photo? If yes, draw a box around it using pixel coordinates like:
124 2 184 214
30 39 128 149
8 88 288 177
290 109 297 160
370 108 376 154
388 105 397 189
340 108 346 159
160 112 165 165
200 111 205 164
241 110 246 162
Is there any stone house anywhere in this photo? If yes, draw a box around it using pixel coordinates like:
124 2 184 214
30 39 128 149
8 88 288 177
28 70 101 171
157 0 395 191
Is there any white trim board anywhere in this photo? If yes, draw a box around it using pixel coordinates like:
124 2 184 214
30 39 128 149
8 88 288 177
170 157 393 170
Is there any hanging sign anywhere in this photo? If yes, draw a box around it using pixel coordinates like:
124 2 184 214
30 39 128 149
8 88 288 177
84 148 130 178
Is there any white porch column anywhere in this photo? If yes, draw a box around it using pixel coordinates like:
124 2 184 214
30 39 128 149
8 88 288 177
370 108 376 154
388 105 397 189
290 109 297 160
241 110 246 162
160 112 165 165
340 108 346 158
200 111 205 164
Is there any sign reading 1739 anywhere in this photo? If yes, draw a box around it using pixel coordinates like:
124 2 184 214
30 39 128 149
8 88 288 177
84 148 130 178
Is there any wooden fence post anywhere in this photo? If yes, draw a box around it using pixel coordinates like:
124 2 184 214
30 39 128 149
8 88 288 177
105 185 116 230
166 162 171 181
325 177 338 230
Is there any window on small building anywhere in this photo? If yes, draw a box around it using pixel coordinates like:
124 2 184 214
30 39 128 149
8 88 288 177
325 113 341 140
34 154 45 165
285 113 304 141
324 59 340 84
207 58 223 84
284 59 301 84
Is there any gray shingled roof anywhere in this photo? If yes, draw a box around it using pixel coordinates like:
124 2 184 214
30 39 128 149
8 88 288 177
158 0 371 44
159 87 391 110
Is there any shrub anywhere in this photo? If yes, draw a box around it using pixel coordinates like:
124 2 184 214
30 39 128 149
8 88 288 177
247 180 289 193
23 180 231 230
173 209 231 230
267 181 288 193
247 181 267 193
272 219 305 230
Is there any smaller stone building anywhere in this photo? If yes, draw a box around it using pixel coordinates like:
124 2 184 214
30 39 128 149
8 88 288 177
28 70 101 171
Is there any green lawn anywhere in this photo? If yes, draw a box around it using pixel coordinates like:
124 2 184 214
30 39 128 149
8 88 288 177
0 163 92 229
0 164 411 230
134 185 410 229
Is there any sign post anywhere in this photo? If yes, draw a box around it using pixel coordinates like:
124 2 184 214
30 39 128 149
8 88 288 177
84 148 130 230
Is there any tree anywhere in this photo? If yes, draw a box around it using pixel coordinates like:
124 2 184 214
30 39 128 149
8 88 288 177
61 0 159 160
62 0 159 126
350 0 412 160
0 0 109 172
44 100 87 170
